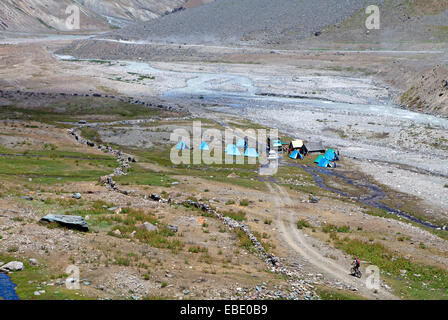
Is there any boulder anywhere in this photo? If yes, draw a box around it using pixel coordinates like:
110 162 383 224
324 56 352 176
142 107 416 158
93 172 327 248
72 193 82 199
40 214 89 232
138 222 158 232
29 258 39 266
0 261 24 273
310 196 320 204
167 225 178 233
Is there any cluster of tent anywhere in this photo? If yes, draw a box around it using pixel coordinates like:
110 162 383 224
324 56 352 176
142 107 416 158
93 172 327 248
313 149 340 168
175 139 259 158
176 141 211 151
288 140 307 160
175 138 340 167
225 139 259 158
286 139 340 168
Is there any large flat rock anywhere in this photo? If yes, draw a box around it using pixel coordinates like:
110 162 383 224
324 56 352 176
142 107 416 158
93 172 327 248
40 214 89 232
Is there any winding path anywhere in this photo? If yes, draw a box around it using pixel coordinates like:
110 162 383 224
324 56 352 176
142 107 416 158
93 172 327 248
264 181 397 300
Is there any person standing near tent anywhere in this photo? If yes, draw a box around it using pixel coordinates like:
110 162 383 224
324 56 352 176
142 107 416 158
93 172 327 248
244 136 248 152
267 137 271 152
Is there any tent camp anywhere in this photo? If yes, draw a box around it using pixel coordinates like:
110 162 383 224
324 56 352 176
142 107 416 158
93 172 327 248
307 142 325 154
324 149 339 161
289 139 308 155
200 142 210 151
176 141 190 150
244 147 258 158
314 155 324 163
318 158 335 168
226 144 242 156
289 150 303 160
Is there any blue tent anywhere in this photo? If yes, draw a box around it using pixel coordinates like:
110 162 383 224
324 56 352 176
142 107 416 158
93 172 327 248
236 139 247 148
289 150 303 160
244 147 258 158
318 158 335 168
176 141 190 150
226 144 242 156
324 149 339 161
200 142 209 151
314 155 324 163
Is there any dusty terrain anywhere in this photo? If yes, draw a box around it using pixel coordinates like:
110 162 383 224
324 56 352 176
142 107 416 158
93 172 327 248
0 0 187 32
0 34 447 300
0 0 447 301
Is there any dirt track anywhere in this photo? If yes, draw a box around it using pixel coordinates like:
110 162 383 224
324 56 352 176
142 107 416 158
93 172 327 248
265 182 397 300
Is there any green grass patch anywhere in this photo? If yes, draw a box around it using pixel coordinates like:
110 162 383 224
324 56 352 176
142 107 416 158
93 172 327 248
334 238 448 299
114 164 175 187
235 229 253 252
90 207 184 252
0 97 166 125
296 219 311 229
222 210 246 222
322 224 351 233
0 150 116 185
316 286 366 300
0 254 90 300
79 127 103 143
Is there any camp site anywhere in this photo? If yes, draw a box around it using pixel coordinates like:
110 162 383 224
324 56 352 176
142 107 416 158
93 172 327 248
1 0 448 308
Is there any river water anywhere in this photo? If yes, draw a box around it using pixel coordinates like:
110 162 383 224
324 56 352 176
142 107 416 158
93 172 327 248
53 54 448 223
0 273 19 300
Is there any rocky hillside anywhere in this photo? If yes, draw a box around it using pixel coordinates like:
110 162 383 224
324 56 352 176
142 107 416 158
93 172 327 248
0 0 187 32
111 0 384 44
397 65 448 117
105 0 448 46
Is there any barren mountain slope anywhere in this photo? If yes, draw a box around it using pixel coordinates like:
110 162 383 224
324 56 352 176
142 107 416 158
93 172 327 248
0 0 187 32
111 0 385 44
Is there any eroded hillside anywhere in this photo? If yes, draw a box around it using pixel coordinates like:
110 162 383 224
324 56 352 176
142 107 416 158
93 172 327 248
0 0 187 32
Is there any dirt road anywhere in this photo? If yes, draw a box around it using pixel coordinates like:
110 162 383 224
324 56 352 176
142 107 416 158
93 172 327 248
265 182 397 300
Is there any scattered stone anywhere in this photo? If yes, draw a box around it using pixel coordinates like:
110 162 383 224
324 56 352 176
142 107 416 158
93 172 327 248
227 173 239 178
139 222 158 232
310 196 320 203
113 229 122 236
72 193 82 199
20 196 33 201
29 258 39 266
0 261 24 273
167 225 178 233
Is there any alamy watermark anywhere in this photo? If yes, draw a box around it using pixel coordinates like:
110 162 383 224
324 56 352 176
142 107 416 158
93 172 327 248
169 121 279 175
365 265 381 290
65 5 80 30
366 5 380 30
65 265 80 290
